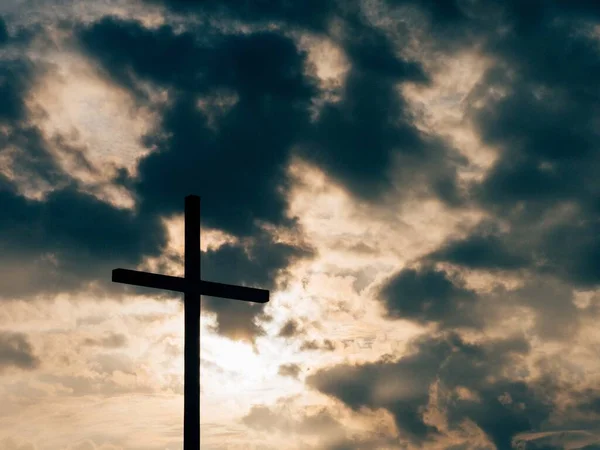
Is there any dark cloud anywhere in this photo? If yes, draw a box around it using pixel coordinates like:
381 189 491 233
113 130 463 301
308 332 552 448
297 15 467 206
200 231 312 343
201 232 309 293
77 18 317 235
577 393 600 416
380 264 582 345
0 55 68 191
76 17 223 99
278 319 303 338
351 0 600 305
278 363 302 379
427 231 530 271
300 339 336 352
202 296 266 344
77 6 468 230
308 335 446 444
0 17 8 44
0 181 168 300
142 0 478 40
322 339 336 351
142 0 335 32
0 331 39 372
0 16 38 48
378 265 480 329
1 173 306 340
534 220 600 288
502 278 580 342
0 28 173 302
515 430 600 450
429 0 600 289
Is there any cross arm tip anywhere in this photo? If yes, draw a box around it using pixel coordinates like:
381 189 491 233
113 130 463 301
255 291 270 304
111 268 127 282
112 268 122 278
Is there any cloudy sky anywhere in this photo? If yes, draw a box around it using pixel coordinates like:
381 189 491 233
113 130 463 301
1 0 600 449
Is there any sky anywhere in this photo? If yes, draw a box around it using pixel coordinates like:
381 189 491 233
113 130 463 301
1 0 600 449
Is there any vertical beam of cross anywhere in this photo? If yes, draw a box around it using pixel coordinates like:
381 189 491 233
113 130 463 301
111 195 270 450
184 195 200 450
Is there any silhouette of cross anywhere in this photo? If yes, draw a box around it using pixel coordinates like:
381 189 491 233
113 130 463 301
112 195 269 450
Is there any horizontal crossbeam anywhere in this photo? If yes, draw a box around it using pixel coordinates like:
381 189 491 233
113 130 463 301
112 268 269 303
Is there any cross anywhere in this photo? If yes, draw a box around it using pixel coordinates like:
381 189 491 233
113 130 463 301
111 195 269 450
